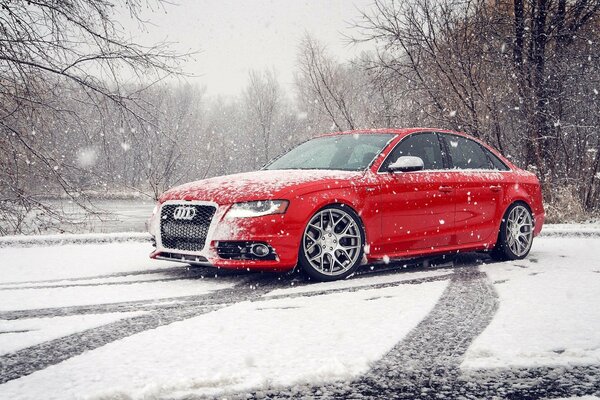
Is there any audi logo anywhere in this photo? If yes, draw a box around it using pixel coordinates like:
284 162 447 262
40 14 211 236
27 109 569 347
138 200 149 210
173 206 196 220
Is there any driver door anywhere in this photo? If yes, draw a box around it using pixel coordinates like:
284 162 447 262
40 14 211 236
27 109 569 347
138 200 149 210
376 132 456 256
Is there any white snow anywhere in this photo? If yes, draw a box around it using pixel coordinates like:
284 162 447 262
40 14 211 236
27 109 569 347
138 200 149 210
550 397 600 400
0 241 232 311
462 237 600 369
265 268 450 297
0 280 449 400
0 279 230 312
540 223 600 237
1 227 599 398
0 241 175 284
0 312 144 354
0 272 180 290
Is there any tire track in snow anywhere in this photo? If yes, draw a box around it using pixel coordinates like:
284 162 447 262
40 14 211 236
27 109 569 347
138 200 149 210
0 265 247 288
341 265 498 399
0 267 186 286
459 365 600 399
240 265 600 400
0 275 280 384
237 265 496 399
0 267 454 384
263 273 453 301
0 269 451 321
0 276 212 291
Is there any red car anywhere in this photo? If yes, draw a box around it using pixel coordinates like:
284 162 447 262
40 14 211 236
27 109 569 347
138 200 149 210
148 128 544 281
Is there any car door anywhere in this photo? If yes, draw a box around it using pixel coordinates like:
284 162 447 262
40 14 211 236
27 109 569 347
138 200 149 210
376 132 455 256
440 133 505 245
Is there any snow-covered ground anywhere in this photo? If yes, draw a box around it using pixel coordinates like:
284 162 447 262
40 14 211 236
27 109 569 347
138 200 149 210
464 237 600 369
0 282 448 399
0 227 599 399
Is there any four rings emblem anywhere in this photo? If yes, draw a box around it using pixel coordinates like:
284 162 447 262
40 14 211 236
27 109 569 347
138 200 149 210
173 206 196 220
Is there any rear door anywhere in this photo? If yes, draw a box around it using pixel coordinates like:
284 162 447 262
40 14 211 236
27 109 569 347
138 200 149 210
440 133 506 245
376 132 455 256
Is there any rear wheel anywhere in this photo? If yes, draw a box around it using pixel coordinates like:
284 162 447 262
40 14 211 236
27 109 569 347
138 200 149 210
491 202 534 261
298 205 365 281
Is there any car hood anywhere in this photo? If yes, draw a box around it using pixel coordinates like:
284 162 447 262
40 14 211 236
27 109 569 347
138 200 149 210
159 169 365 205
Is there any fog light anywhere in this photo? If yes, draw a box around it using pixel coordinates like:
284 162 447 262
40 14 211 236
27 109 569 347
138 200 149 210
250 243 270 257
216 241 276 260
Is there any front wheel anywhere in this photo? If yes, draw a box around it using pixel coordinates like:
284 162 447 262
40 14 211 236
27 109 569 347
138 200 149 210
298 205 365 281
491 202 534 261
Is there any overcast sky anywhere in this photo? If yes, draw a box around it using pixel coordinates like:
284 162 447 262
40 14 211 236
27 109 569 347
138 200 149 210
119 0 373 96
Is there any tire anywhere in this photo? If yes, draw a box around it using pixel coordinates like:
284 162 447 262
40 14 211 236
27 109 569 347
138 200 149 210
298 204 365 281
490 202 534 261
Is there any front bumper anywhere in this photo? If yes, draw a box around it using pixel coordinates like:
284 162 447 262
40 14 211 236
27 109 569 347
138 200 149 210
148 200 303 271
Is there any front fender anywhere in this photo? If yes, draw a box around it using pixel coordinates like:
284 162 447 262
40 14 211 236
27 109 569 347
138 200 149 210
290 185 378 249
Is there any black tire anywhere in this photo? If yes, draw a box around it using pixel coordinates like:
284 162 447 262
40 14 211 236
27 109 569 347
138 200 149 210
490 202 534 261
298 204 366 282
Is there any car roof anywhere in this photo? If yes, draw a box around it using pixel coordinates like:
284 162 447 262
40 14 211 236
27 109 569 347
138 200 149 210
317 128 514 169
318 128 465 138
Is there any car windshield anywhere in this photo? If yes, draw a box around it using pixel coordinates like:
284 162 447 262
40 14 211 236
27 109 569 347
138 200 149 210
264 134 394 171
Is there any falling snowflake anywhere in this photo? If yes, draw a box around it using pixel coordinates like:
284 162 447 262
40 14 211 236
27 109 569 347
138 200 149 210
76 147 98 168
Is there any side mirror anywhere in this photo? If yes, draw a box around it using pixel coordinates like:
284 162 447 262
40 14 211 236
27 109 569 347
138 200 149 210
388 156 424 172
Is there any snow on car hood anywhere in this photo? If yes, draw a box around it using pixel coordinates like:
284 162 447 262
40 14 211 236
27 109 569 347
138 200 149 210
159 169 365 205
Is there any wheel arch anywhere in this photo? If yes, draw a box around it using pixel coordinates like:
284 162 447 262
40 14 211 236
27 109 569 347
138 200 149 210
292 188 371 245
500 198 534 227
491 198 534 248
305 201 368 241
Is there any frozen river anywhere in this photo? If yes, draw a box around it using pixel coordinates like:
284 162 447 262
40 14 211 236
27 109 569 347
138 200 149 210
47 199 155 233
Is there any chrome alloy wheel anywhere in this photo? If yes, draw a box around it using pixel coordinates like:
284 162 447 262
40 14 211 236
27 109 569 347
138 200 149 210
302 208 362 277
506 205 533 257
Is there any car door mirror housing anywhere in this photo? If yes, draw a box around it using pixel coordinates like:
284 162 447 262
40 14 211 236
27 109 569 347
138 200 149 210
387 156 425 172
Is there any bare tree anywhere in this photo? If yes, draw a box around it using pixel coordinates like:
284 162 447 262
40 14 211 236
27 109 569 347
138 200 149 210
352 0 600 215
0 0 187 233
243 69 281 164
296 35 360 131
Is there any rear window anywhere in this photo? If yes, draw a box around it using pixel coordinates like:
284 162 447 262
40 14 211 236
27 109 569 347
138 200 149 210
484 148 510 171
445 135 491 170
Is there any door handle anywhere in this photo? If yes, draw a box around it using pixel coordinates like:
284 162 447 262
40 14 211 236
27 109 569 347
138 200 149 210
489 185 502 192
438 186 453 193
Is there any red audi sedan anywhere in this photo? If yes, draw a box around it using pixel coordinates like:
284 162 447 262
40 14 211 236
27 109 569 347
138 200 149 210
148 128 544 281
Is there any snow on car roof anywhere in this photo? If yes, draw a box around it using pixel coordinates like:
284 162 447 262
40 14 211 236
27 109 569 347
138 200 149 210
317 127 467 138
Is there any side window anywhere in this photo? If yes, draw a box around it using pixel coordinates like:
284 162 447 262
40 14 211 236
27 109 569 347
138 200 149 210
380 133 444 171
444 135 492 170
483 147 510 171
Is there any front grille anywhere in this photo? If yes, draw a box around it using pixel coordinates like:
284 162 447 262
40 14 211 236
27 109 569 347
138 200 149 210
159 204 216 252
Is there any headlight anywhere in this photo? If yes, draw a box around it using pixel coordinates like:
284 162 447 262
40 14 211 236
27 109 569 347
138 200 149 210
225 200 289 219
152 204 159 216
